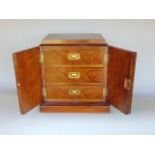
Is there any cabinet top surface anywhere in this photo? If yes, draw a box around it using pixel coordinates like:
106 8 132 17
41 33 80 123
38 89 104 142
41 34 107 45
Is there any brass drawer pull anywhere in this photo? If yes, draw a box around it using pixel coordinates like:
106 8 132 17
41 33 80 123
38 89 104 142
69 89 80 95
68 72 80 79
68 53 80 60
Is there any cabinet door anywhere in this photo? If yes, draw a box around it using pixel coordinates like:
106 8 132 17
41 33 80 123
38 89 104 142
107 46 137 114
13 47 42 114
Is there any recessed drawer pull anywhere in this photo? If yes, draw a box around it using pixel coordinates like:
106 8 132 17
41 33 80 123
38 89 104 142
67 53 80 60
68 72 80 79
68 89 80 95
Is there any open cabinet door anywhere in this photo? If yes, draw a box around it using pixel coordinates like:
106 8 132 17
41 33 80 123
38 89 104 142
13 47 42 114
107 46 137 114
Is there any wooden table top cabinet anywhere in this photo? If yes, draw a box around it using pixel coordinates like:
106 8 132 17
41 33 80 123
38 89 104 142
13 34 137 115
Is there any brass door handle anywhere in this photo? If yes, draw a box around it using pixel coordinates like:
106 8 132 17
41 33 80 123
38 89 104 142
68 72 80 79
67 53 80 60
68 89 80 95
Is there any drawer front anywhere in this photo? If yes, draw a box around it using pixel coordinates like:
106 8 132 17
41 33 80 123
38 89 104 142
42 46 107 66
45 67 104 84
45 85 105 101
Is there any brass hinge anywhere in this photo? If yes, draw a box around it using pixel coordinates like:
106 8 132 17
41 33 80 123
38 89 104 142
42 87 47 97
124 78 131 91
103 87 108 97
39 53 44 63
104 50 109 64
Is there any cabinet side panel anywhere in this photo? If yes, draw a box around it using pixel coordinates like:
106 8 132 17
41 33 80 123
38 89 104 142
107 46 137 114
13 47 42 114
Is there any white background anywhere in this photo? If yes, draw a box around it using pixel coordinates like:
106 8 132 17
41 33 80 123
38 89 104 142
0 19 155 134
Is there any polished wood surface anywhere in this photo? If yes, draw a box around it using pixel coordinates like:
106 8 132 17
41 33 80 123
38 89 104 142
40 40 107 109
41 34 107 45
107 46 137 114
13 47 42 114
12 34 137 114
40 105 110 113
42 46 107 66
45 85 105 101
45 67 105 84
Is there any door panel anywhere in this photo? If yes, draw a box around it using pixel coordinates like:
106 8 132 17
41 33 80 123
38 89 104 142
13 47 42 114
107 46 137 114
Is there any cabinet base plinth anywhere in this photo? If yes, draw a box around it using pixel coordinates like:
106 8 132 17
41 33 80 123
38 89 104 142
40 105 110 113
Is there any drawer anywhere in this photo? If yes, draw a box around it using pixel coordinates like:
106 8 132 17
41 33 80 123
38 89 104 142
42 46 107 66
45 67 105 84
45 85 105 101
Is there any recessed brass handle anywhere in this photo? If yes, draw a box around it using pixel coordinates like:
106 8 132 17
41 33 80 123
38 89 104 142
67 53 80 60
68 89 80 95
68 72 80 79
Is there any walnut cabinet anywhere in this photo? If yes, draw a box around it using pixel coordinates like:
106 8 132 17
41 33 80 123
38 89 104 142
13 34 137 115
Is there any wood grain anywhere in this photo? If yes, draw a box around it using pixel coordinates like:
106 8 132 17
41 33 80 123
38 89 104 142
12 34 137 114
45 67 105 84
41 34 107 45
45 85 105 101
13 47 42 114
42 46 107 66
107 46 137 114
40 105 110 113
